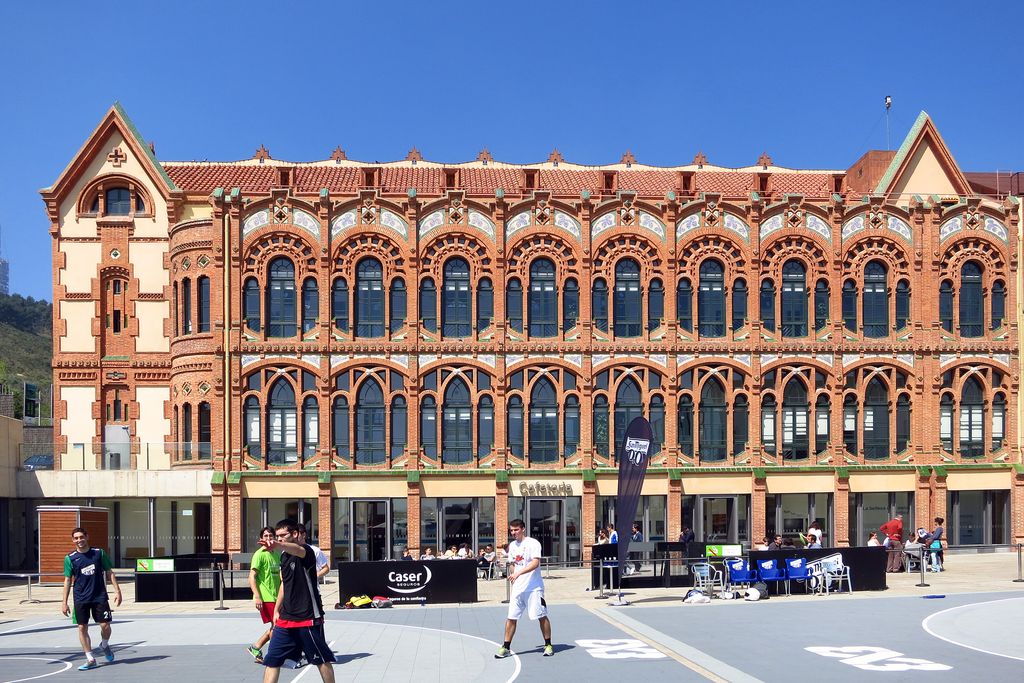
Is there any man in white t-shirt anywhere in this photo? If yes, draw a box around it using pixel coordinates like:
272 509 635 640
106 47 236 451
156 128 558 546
494 519 554 659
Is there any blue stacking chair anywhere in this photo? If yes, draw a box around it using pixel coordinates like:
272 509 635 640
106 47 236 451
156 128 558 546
784 556 813 594
757 559 788 595
725 558 758 589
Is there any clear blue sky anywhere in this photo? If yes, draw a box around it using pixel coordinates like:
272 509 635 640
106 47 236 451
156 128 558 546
0 0 1018 302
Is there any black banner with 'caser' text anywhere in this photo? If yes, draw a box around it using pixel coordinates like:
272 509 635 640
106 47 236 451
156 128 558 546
616 416 654 568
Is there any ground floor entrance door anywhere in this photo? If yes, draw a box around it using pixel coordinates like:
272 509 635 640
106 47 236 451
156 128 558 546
352 500 389 562
527 498 564 562
696 496 739 544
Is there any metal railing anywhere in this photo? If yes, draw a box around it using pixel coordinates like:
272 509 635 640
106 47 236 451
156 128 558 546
18 442 213 471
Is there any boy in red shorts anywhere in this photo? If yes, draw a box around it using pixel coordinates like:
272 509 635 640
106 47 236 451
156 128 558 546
247 526 280 663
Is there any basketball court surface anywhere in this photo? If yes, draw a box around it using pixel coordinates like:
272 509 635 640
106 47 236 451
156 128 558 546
1 591 1021 681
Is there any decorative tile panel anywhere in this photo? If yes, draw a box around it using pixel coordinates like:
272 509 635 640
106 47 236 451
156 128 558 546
242 209 269 237
331 209 357 237
506 211 531 237
477 354 496 368
241 354 260 367
592 212 616 238
984 217 1008 242
676 214 700 239
593 354 612 368
564 354 582 369
292 209 320 238
506 354 525 368
759 215 783 239
993 354 1011 367
468 210 496 238
380 209 408 238
841 215 864 240
938 354 957 367
677 354 695 366
639 211 665 240
724 213 750 241
300 354 321 366
842 354 860 366
649 354 667 368
939 217 962 241
554 211 582 239
733 354 751 367
806 214 832 242
894 354 915 368
887 216 912 242
418 209 445 236
419 354 439 367
391 355 410 369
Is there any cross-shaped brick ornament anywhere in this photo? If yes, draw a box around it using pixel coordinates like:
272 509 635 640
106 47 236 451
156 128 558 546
107 147 127 167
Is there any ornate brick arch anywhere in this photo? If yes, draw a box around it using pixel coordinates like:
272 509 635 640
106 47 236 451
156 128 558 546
940 237 1007 277
506 232 581 280
420 231 494 279
760 234 828 280
677 234 748 279
332 232 406 281
592 233 662 278
843 235 911 277
76 173 154 216
242 232 318 277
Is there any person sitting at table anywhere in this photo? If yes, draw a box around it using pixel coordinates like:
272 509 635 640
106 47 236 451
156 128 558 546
596 529 609 545
767 534 783 551
476 545 495 575
400 547 414 561
457 543 471 559
442 545 458 559
420 547 436 560
781 538 797 551
678 526 695 544
755 537 769 551
867 532 880 547
495 543 510 578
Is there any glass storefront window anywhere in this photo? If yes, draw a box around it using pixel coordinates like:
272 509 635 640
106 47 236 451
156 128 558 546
391 498 408 560
508 497 525 528
565 497 581 563
332 497 351 563
948 490 1008 545
244 499 264 552
420 498 438 550
478 498 495 548
767 493 832 546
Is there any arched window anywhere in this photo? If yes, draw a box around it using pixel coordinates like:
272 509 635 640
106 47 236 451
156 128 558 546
105 187 132 215
564 395 580 457
648 279 664 332
760 279 776 332
814 280 829 332
356 379 386 464
939 393 953 452
592 279 609 332
302 278 319 334
529 377 559 463
650 395 665 455
197 276 210 333
842 280 857 331
244 395 261 457
477 277 493 332
420 278 437 332
614 377 642 454
781 260 806 337
267 379 297 464
698 260 725 337
355 258 384 338
761 395 777 454
196 403 211 459
593 395 610 456
782 379 809 460
960 377 984 457
895 279 910 331
678 395 694 456
182 403 193 458
442 377 473 464
507 396 524 456
732 394 748 456
267 257 296 338
843 395 858 455
389 278 406 333
244 277 261 332
815 394 830 455
302 395 318 458
732 278 747 331
699 378 726 460
182 278 192 335
939 280 954 332
863 260 888 337
528 259 557 337
613 259 642 337
420 396 437 458
563 278 579 331
442 258 471 338
676 278 693 332
390 396 407 459
864 378 889 460
896 394 910 452
332 396 349 459
507 278 523 332
992 392 1006 451
332 278 349 332
478 395 494 458
960 261 983 337
991 280 1005 330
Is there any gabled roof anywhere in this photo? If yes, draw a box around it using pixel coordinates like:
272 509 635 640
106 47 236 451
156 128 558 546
873 111 972 198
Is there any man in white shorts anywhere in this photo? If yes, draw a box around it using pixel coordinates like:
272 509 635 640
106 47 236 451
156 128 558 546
495 519 554 658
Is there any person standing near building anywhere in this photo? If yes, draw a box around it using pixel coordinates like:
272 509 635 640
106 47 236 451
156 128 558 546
60 527 122 671
495 519 554 659
247 526 280 664
297 523 330 580
629 522 644 574
880 513 904 572
260 519 336 683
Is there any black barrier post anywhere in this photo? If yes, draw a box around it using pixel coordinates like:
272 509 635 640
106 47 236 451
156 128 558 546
501 573 510 604
915 547 930 588
1014 543 1024 583
214 566 229 610
594 559 607 600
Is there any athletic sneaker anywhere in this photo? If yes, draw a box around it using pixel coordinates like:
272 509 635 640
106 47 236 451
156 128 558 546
494 646 511 659
293 658 309 669
78 660 98 671
247 646 263 663
101 643 114 662
543 645 554 657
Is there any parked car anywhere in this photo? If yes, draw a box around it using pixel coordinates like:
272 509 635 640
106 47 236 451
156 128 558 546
22 454 54 471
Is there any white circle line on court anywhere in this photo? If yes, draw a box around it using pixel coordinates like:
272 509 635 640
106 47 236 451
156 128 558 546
337 619 522 683
0 619 66 636
0 656 73 683
920 596 1024 662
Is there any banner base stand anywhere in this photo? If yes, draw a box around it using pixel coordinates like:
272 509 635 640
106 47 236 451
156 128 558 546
609 598 631 606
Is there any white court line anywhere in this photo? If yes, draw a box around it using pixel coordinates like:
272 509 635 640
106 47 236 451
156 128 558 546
0 620 66 636
921 596 1024 662
0 656 73 683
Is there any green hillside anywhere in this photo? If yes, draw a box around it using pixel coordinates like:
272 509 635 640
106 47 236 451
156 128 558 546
0 293 52 420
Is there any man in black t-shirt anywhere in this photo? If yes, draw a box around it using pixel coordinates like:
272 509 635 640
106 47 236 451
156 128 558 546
60 527 122 671
259 519 336 683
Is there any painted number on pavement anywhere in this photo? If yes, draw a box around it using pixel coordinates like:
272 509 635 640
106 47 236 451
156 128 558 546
806 646 951 671
576 639 666 659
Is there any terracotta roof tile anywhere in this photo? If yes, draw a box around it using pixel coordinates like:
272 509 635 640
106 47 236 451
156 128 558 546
538 170 602 194
164 164 278 194
293 167 360 193
462 168 522 194
617 170 678 195
694 171 755 196
381 167 442 194
770 173 833 197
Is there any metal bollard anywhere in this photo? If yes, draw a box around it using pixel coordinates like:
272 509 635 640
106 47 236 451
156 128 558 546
915 547 930 588
595 559 608 600
1014 543 1024 583
214 566 229 610
20 575 40 605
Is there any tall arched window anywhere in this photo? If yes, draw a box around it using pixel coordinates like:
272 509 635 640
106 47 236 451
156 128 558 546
442 258 471 338
648 279 664 332
815 394 831 455
698 260 724 337
478 395 494 458
528 259 557 337
699 378 726 460
507 278 523 332
301 278 319 334
939 279 954 332
332 396 349 459
614 377 642 454
182 278 192 335
895 279 910 331
863 260 888 338
197 276 210 333
389 278 406 333
268 379 297 464
760 279 776 332
332 278 349 332
508 396 524 456
732 278 747 331
302 395 318 457
267 257 297 338
992 392 1006 451
614 259 642 337
420 278 437 332
960 261 983 337
442 377 473 464
477 277 493 332
356 379 386 464
896 394 910 453
563 278 579 331
420 396 437 458
564 395 580 456
182 403 193 459
244 395 261 456
781 260 806 338
593 395 610 456
842 280 857 331
676 278 693 332
529 377 558 463
678 395 694 456
390 396 407 459
939 393 953 452
761 395 777 454
782 379 809 460
244 277 260 332
814 280 829 332
992 280 1005 330
864 378 889 460
355 258 384 338
843 395 858 455
960 377 984 457
732 394 748 456
593 279 609 332
650 395 665 455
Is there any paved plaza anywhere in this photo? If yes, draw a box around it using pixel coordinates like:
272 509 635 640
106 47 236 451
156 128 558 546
1 553 1021 682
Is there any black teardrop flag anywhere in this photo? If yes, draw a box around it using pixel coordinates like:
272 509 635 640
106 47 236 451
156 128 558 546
616 416 654 569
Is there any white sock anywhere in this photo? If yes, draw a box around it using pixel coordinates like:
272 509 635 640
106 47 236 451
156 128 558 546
86 653 96 662
100 639 108 648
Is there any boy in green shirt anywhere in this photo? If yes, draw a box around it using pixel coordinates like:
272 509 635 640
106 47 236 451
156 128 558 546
248 526 281 663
